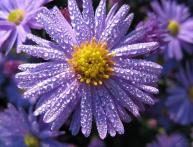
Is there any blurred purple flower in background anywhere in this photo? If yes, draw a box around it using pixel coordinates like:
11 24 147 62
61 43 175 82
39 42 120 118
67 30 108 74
0 104 68 147
150 0 193 60
16 0 162 139
166 62 193 125
0 56 28 107
3 60 22 77
147 133 188 147
0 0 51 54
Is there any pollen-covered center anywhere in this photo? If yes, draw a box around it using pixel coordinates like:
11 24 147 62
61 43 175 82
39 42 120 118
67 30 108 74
68 38 114 86
188 86 193 102
24 133 40 147
167 20 180 36
8 9 25 25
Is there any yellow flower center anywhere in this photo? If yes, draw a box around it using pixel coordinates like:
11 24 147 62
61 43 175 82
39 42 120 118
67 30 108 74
24 134 40 147
188 86 193 102
8 9 25 25
68 38 114 86
167 20 180 36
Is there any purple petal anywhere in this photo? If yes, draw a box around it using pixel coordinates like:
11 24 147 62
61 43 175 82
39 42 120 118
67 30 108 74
117 105 132 123
113 67 159 85
117 79 155 105
18 62 68 72
93 88 107 139
82 0 95 39
68 0 90 44
69 107 81 135
0 21 15 30
135 84 159 94
80 86 93 137
18 45 67 61
115 58 162 74
112 42 159 57
100 5 130 48
43 80 79 123
97 86 124 135
36 7 75 46
105 3 119 25
105 79 140 117
22 70 74 102
94 0 106 40
120 26 147 46
0 30 11 48
3 30 17 55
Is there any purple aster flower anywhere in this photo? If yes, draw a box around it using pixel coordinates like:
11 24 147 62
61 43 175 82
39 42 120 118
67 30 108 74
16 0 162 139
0 0 51 54
150 0 193 60
147 133 188 147
166 62 193 125
0 104 68 147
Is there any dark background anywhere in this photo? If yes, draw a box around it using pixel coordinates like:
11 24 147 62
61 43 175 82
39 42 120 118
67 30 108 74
0 0 192 147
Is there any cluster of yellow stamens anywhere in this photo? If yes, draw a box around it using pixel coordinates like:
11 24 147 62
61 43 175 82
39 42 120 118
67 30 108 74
167 20 180 36
8 9 25 25
188 86 193 102
68 38 114 86
24 134 40 147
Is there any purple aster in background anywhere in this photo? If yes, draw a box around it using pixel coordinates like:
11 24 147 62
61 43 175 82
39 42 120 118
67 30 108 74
0 104 68 147
16 0 162 139
0 56 28 107
0 0 51 54
150 0 193 60
166 62 193 125
147 133 188 147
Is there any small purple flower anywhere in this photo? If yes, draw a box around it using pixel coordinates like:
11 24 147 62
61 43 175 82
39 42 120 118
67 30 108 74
0 0 51 54
16 0 162 139
0 104 68 147
147 133 188 147
150 0 193 60
166 62 193 125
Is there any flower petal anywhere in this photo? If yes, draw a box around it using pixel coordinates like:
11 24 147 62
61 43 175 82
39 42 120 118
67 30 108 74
94 0 106 40
112 42 159 57
18 45 67 61
80 86 93 137
97 86 124 135
82 0 94 38
43 80 79 123
23 70 74 102
100 5 130 48
93 88 107 139
36 7 75 46
69 107 81 136
115 58 162 74
68 0 90 44
105 79 140 117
